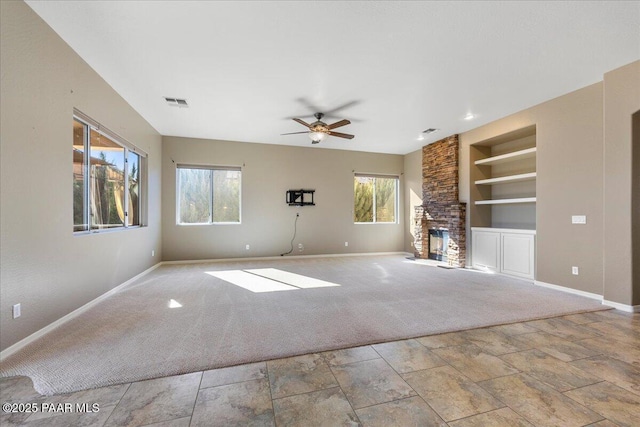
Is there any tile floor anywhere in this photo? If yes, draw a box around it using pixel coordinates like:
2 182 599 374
1 309 638 427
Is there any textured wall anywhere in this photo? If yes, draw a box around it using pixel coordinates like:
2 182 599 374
0 1 162 351
603 60 640 305
162 137 405 260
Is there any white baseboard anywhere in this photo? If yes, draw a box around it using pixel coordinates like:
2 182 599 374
162 251 407 265
0 262 163 362
533 280 602 301
602 300 640 313
534 280 639 313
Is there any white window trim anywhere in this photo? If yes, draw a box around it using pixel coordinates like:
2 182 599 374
73 109 148 157
73 111 147 234
176 163 242 225
354 173 399 224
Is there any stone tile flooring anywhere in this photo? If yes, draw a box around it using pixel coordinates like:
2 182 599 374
1 309 638 426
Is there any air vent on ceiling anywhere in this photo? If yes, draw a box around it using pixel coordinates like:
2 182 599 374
164 97 189 108
422 128 439 135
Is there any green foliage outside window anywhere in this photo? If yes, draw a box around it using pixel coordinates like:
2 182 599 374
354 176 397 223
178 167 240 224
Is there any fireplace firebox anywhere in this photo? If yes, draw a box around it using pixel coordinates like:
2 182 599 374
428 229 449 261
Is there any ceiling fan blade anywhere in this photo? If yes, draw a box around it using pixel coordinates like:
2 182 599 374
328 119 351 130
323 100 361 116
328 131 355 140
281 131 310 135
292 118 312 128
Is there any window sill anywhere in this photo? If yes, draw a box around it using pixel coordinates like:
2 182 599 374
354 222 398 225
74 225 144 236
176 222 242 226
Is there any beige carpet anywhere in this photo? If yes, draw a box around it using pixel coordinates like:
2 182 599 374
0 255 606 395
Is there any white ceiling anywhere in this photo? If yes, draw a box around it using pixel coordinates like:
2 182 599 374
26 1 639 155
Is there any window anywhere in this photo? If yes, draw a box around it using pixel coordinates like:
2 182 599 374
177 165 241 224
354 174 398 223
73 112 146 233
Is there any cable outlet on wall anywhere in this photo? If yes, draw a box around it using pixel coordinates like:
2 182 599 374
13 303 21 319
572 266 579 275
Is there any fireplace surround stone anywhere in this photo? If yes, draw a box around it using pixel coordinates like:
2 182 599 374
414 134 466 267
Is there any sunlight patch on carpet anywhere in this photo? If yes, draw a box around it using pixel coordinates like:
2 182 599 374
168 299 182 308
206 268 341 293
207 270 298 292
246 268 341 289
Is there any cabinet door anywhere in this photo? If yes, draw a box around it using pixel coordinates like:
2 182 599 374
501 233 535 279
472 230 500 272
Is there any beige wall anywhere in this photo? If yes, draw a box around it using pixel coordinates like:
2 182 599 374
459 83 605 296
453 61 640 306
162 137 404 260
0 1 162 351
403 149 423 253
634 111 640 305
603 61 640 305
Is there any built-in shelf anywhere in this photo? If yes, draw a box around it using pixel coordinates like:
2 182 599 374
474 147 537 166
475 197 537 205
475 172 537 185
470 126 537 279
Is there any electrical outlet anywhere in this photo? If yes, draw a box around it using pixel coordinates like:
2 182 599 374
13 303 21 319
572 266 579 275
298 243 304 251
246 244 250 250
345 242 349 247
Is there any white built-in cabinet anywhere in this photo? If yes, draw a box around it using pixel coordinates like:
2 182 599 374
471 228 535 279
470 126 537 280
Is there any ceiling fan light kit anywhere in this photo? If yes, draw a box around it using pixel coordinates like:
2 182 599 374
282 112 354 144
309 131 327 144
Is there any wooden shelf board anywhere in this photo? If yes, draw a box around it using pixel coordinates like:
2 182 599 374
475 172 537 185
475 147 537 166
475 197 537 205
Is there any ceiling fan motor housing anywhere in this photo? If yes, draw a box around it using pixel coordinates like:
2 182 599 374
311 123 329 132
283 112 354 142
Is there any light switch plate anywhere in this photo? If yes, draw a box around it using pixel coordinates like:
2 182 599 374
572 215 587 224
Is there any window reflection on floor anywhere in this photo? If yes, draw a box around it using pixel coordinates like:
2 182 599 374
206 268 341 293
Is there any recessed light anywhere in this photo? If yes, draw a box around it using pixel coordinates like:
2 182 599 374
464 113 475 121
417 135 425 141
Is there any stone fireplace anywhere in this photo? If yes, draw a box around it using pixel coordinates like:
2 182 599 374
414 134 466 267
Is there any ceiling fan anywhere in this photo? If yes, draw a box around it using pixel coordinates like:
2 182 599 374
282 113 354 144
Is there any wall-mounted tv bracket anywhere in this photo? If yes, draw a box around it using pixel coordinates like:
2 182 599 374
286 189 315 206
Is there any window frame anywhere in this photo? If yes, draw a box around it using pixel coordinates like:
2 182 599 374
353 173 399 224
73 110 147 234
176 163 242 226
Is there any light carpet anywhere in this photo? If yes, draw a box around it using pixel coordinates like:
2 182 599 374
0 255 607 395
